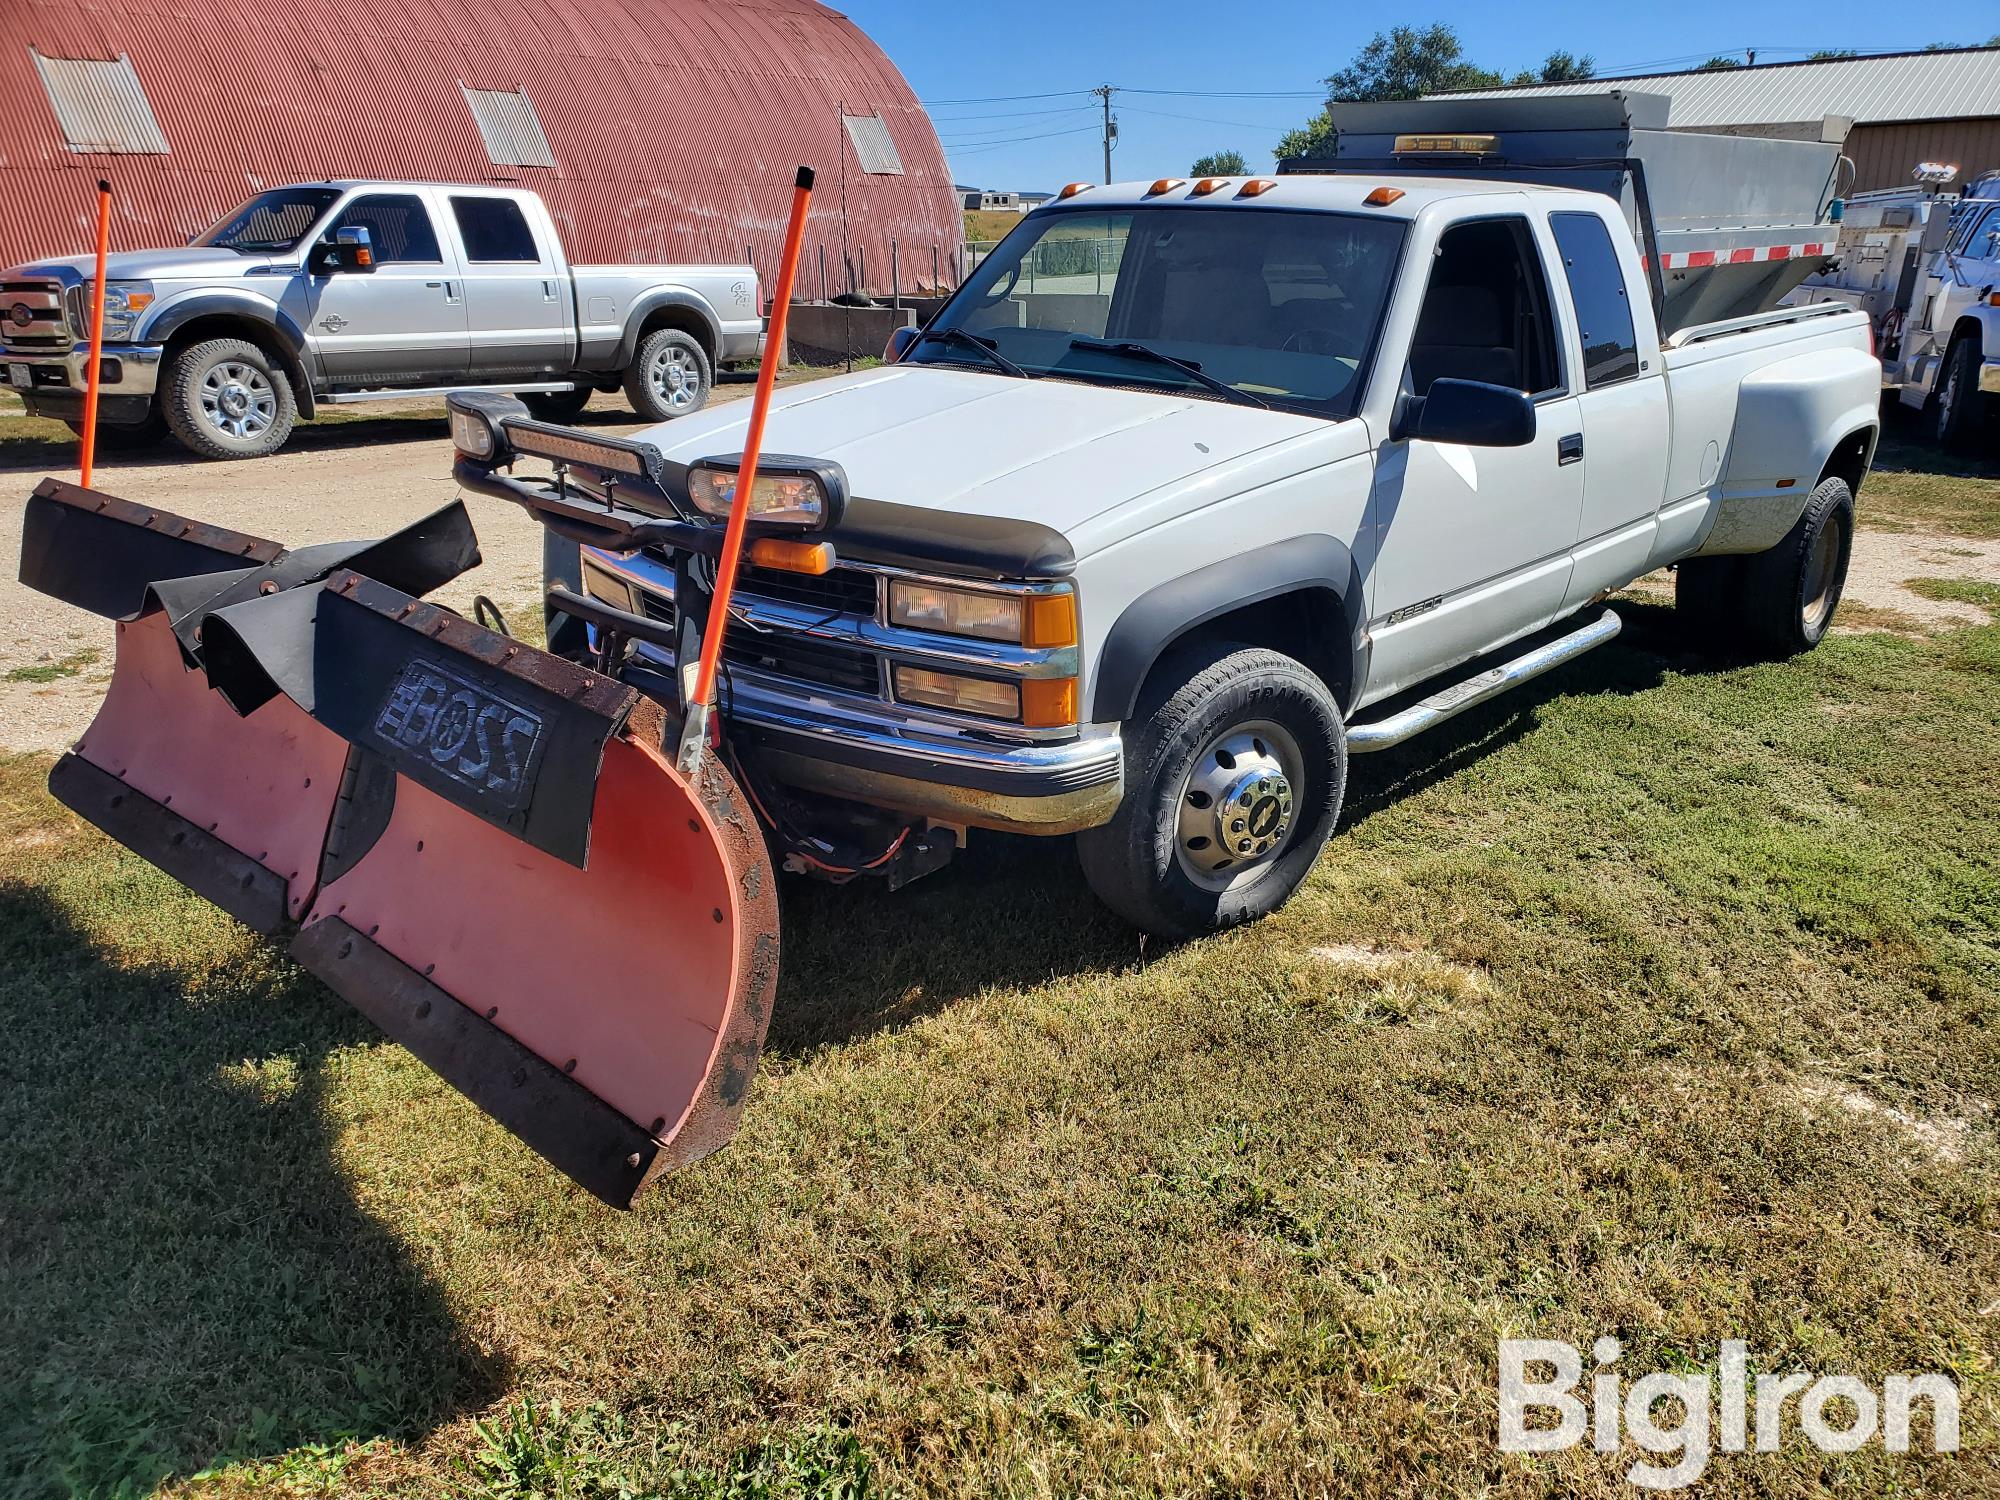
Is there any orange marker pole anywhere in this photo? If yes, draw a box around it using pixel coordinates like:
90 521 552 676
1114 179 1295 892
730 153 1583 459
79 178 112 489
678 165 815 775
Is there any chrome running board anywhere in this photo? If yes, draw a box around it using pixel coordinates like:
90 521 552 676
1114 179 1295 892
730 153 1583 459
1346 609 1622 753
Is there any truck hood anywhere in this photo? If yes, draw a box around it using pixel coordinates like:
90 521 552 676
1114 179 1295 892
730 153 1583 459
640 365 1333 554
8 247 286 282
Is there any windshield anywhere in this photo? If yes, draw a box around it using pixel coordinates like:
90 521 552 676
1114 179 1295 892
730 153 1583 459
911 205 1405 418
195 187 344 253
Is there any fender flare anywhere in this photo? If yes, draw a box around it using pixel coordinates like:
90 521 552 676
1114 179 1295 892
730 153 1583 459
1089 535 1367 723
616 288 724 367
140 293 318 417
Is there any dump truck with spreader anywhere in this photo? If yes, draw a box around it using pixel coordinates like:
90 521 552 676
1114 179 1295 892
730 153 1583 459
21 104 1879 1205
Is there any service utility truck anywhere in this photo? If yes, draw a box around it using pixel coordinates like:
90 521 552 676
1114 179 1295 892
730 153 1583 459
21 95 1880 1205
2 181 762 458
1791 164 2000 450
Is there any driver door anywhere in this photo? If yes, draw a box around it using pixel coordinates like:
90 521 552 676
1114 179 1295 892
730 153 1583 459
305 190 469 385
1364 213 1586 700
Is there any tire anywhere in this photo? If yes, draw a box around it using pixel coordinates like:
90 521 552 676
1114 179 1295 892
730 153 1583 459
1078 643 1346 940
521 386 592 423
1676 475 1854 659
1931 335 1985 453
159 337 297 459
622 328 712 422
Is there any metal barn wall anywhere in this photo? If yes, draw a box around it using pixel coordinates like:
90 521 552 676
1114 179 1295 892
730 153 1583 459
0 0 962 295
1847 120 2000 193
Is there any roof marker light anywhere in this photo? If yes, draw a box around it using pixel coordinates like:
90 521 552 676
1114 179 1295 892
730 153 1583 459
1364 186 1406 207
1148 178 1186 195
1191 177 1229 196
1237 179 1277 197
1058 181 1091 199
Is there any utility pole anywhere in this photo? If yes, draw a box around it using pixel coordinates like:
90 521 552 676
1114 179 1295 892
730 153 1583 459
1093 84 1118 184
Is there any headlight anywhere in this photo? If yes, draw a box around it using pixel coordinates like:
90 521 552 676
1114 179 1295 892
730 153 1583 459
889 580 1077 646
92 281 154 339
445 390 526 465
893 666 1020 719
687 455 846 530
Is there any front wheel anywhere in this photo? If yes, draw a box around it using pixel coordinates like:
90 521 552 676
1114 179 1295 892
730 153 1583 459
159 337 297 459
1078 643 1346 940
1932 336 1987 453
622 329 712 422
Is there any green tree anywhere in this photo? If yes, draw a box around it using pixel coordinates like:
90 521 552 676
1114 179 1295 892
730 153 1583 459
1538 49 1597 81
1326 24 1503 102
1191 149 1249 176
1696 55 1745 70
1275 110 1334 162
1808 48 1857 60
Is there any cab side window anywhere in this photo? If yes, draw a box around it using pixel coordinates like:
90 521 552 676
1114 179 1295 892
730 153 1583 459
1549 212 1641 388
327 194 442 264
451 196 541 263
1407 217 1562 398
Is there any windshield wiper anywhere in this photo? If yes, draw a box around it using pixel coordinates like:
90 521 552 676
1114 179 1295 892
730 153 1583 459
918 326 1033 378
1067 336 1271 410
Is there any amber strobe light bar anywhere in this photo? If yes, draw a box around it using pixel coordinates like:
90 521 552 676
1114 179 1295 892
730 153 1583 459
676 164 817 776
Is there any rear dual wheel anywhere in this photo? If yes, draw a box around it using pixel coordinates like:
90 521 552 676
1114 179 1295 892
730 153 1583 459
1079 643 1345 940
1676 474 1854 658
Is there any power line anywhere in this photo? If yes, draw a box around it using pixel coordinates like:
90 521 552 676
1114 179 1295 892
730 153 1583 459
942 124 1100 156
927 103 1099 125
921 89 1092 105
1121 104 1298 131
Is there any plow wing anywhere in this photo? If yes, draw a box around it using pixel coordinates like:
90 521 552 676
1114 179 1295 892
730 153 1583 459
20 479 778 1207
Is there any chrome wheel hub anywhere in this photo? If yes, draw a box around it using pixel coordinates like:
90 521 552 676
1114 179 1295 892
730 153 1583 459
200 360 275 439
649 347 701 410
1175 721 1301 890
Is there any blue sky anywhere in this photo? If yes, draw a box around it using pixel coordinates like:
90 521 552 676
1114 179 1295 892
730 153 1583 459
838 0 2000 191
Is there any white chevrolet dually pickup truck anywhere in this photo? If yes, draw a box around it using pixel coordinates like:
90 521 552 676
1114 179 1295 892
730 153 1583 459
453 96 1879 938
1 181 761 459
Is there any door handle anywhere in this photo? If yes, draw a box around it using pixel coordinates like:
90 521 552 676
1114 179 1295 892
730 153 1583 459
1557 433 1584 465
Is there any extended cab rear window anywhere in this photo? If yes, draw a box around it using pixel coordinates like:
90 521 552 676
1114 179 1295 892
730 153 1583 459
451 196 540 263
1549 212 1640 388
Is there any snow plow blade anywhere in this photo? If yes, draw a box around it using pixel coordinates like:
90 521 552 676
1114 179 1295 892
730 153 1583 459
20 478 779 1207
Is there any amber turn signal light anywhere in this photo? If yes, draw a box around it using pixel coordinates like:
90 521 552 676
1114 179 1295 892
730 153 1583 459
1024 591 1077 649
1021 676 1079 728
747 537 835 575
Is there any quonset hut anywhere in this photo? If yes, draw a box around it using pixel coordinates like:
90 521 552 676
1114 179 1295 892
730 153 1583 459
0 0 960 294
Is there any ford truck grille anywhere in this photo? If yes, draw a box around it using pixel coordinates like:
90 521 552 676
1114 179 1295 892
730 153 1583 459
1 280 75 356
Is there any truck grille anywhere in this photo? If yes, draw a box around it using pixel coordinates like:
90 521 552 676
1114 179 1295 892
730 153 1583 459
632 570 885 698
1 279 76 355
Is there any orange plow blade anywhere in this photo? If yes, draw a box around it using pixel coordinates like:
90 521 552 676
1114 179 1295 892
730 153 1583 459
20 478 779 1207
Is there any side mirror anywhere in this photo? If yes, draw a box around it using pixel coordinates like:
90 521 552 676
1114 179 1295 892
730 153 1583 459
1392 378 1535 447
884 324 920 362
309 225 376 275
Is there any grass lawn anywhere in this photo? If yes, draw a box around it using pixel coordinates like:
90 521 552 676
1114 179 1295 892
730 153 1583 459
1 445 1996 1497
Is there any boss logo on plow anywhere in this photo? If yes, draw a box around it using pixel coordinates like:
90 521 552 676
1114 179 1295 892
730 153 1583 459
375 660 544 805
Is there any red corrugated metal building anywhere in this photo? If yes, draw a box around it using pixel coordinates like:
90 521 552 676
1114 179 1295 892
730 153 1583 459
0 0 960 293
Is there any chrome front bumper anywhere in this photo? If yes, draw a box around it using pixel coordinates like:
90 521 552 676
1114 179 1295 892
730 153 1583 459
3 342 164 418
578 547 1123 835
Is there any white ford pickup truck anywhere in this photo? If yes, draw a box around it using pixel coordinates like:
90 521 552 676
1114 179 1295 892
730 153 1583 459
455 98 1879 938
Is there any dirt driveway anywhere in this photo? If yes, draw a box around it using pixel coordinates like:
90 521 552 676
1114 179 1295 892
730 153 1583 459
0 390 751 753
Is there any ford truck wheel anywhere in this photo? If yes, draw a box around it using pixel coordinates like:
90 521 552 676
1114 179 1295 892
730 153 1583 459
1079 643 1345 940
160 338 297 459
624 329 711 422
1932 337 1985 453
1677 475 1853 659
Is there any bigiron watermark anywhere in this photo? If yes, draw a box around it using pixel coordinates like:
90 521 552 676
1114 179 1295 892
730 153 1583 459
1499 1337 1961 1490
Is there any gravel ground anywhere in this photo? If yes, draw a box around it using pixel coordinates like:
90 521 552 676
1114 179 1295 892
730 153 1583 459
0 390 743 752
4 389 1997 752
